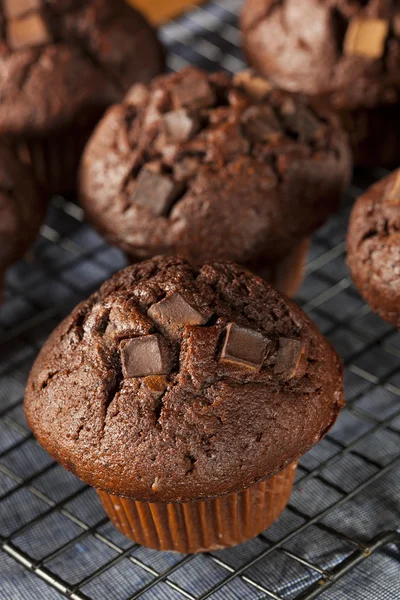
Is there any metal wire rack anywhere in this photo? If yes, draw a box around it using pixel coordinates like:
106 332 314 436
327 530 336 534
1 1 400 599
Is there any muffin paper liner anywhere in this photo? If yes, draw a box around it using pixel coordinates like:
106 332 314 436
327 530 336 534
15 128 92 195
97 461 297 553
339 103 400 167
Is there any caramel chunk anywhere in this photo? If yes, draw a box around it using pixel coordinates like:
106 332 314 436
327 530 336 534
344 18 388 59
233 70 273 101
385 171 400 205
125 83 149 108
163 109 198 143
8 13 51 50
4 0 41 19
142 375 168 400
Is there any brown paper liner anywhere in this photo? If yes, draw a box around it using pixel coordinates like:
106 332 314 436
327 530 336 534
247 237 310 297
338 103 400 167
97 461 297 553
14 128 93 196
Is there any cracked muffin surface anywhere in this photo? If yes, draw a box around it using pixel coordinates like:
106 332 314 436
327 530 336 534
347 169 400 327
241 0 400 110
241 0 400 166
0 145 45 299
0 0 164 136
79 67 351 267
25 256 344 502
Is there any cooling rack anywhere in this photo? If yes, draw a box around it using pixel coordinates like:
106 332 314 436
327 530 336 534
1 1 400 599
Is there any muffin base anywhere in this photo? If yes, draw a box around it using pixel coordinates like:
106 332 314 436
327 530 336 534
14 127 94 196
97 461 297 553
247 237 310 297
337 103 400 168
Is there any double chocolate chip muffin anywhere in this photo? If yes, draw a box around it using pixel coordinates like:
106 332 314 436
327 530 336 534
348 169 400 328
80 67 351 296
0 0 164 193
0 146 45 302
241 0 400 166
25 256 344 552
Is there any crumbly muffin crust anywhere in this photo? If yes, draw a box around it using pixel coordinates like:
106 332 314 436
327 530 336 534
347 169 400 327
80 67 351 267
25 256 344 502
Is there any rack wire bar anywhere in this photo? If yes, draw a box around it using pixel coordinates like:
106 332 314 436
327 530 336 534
294 531 400 600
1 1 400 599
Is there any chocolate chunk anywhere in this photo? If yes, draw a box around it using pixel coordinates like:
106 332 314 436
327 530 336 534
385 171 400 204
120 334 171 378
274 338 307 379
8 13 51 50
219 323 270 371
142 375 168 400
4 0 41 19
282 105 321 142
171 77 216 110
163 110 198 144
344 18 388 59
131 168 181 216
104 299 153 341
148 292 206 340
233 70 273 101
241 106 281 142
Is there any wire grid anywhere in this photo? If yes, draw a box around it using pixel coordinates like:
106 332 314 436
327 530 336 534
1 1 400 598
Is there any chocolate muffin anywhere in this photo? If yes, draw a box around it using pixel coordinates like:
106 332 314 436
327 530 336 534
347 169 400 328
79 67 351 296
0 145 45 301
241 0 400 166
25 256 344 552
0 0 164 194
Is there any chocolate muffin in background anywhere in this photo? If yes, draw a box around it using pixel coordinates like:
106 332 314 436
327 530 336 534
25 256 344 553
347 169 400 328
80 67 351 297
0 146 45 302
0 0 164 195
241 0 400 166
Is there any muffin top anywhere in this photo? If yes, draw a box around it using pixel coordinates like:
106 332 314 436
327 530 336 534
0 0 164 136
347 169 400 328
0 145 45 284
241 0 400 110
25 256 344 502
80 67 351 266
